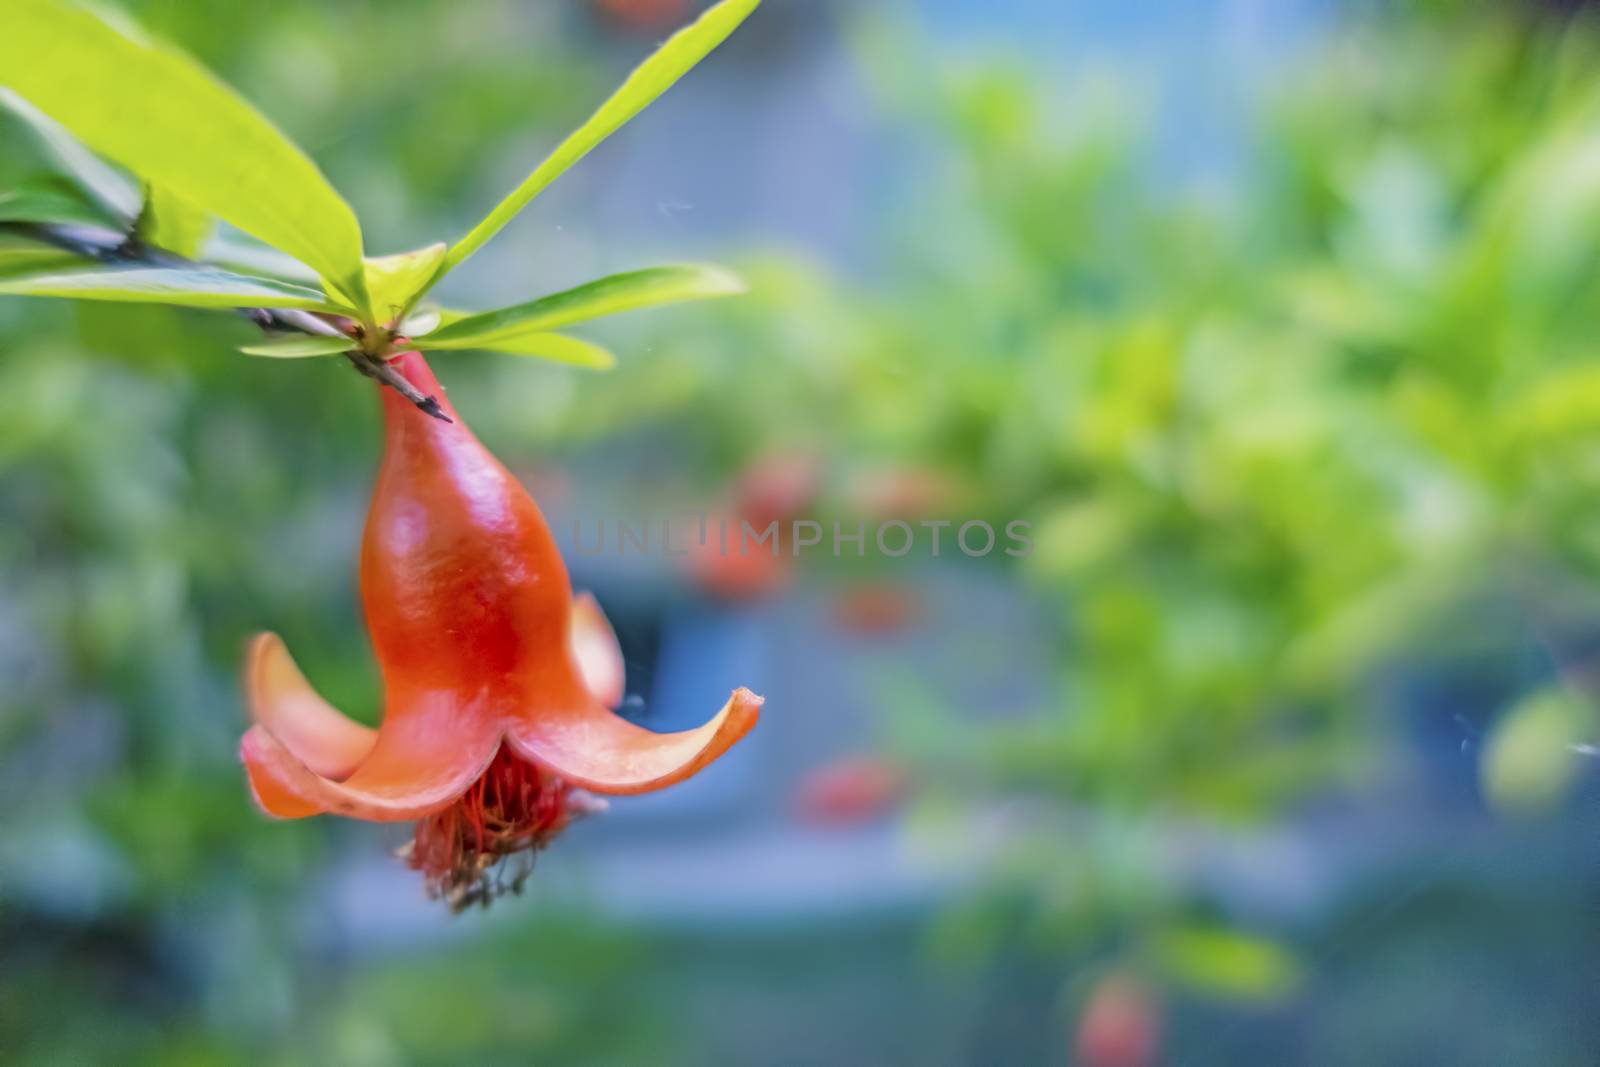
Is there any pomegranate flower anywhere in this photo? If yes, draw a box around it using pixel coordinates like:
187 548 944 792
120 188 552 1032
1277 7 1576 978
240 352 762 908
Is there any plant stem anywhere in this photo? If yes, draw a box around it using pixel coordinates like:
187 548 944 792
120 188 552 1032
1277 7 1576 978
0 219 450 420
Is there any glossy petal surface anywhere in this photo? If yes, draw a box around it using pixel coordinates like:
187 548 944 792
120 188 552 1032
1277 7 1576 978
241 706 501 822
241 351 761 823
571 591 625 708
243 632 375 779
507 686 762 795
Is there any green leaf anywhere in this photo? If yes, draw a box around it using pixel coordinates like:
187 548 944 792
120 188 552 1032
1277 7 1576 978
398 306 444 337
399 305 478 338
1150 926 1302 1003
135 184 213 259
0 87 140 219
203 228 321 285
1504 363 1600 444
0 265 345 310
424 264 746 346
434 0 760 282
0 236 80 280
0 0 368 308
0 178 118 228
239 336 353 358
424 330 616 369
362 243 447 324
1481 686 1594 816
396 305 477 338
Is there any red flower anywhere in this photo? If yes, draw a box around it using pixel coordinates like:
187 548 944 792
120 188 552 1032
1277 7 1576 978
592 0 692 32
240 352 762 908
792 755 908 826
685 452 817 602
1075 973 1162 1067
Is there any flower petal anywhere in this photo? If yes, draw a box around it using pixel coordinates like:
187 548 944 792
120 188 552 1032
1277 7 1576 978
570 592 625 708
243 632 376 780
506 687 762 795
241 692 502 821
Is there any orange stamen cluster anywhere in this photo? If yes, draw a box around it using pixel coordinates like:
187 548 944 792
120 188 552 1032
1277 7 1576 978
403 748 602 910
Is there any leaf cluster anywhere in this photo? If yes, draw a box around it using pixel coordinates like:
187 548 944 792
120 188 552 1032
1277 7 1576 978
0 0 759 375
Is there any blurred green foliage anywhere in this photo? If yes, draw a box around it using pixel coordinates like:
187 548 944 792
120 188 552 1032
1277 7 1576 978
539 0 1600 1011
3 1 1600 1064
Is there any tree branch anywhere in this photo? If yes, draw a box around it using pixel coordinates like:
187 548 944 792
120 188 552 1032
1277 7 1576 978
0 219 450 420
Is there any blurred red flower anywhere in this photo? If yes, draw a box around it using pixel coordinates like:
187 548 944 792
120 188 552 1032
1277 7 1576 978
793 755 908 825
1074 973 1162 1067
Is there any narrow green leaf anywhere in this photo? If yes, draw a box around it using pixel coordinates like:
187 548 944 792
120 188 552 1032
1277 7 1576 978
425 264 746 345
1481 686 1594 816
0 87 140 219
399 306 443 337
1151 926 1302 1003
396 305 474 338
239 336 353 358
0 238 80 280
363 243 447 324
425 330 616 369
0 178 117 228
0 1 368 308
203 228 321 285
435 0 760 281
136 184 213 259
0 265 346 310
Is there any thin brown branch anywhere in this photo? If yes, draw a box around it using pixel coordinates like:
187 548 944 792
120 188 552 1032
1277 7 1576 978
0 219 450 421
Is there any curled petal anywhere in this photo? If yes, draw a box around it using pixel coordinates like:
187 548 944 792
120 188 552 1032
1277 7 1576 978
239 728 323 819
244 632 376 780
570 592 625 708
241 692 502 821
507 688 763 795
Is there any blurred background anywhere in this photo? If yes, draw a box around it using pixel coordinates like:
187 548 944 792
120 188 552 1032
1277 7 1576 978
4 0 1600 1063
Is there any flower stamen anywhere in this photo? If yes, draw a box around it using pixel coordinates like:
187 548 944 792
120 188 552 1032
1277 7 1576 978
402 747 604 911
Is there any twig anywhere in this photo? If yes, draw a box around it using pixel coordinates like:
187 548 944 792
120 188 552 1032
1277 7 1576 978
345 348 450 422
0 219 450 420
